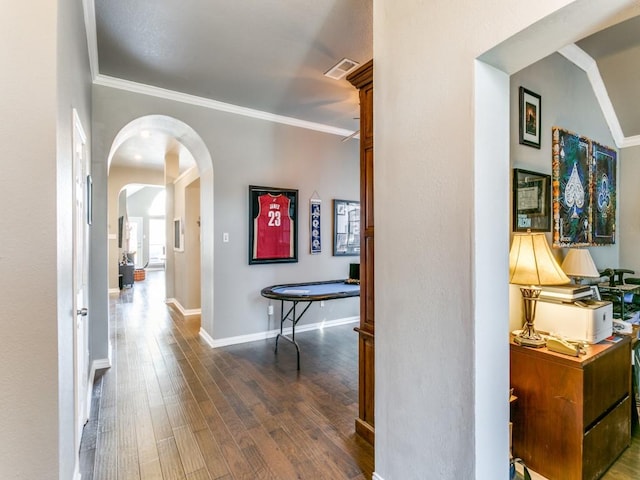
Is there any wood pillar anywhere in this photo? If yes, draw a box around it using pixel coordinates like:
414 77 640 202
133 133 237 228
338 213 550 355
347 60 374 445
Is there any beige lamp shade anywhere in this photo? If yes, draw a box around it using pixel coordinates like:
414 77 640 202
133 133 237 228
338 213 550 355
561 248 600 279
509 232 570 286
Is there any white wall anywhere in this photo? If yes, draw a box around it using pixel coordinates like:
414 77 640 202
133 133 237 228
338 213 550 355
0 0 92 478
373 0 638 479
0 4 59 478
619 145 640 273
126 185 165 266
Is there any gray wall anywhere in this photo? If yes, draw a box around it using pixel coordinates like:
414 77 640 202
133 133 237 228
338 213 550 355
92 85 360 352
0 0 92 478
510 52 619 269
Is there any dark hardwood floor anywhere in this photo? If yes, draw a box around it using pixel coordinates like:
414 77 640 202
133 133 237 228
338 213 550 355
79 269 640 479
601 424 640 479
79 270 373 479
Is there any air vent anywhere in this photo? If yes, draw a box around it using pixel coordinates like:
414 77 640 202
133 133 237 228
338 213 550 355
324 58 360 80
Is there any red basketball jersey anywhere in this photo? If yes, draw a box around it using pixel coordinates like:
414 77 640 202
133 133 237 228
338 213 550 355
254 194 293 259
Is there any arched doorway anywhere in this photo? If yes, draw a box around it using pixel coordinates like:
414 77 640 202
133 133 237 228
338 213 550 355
105 115 214 342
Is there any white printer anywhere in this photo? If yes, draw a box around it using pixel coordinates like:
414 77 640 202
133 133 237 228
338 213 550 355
535 298 613 344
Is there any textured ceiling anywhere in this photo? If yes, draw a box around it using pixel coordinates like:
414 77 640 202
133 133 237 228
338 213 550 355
577 15 640 138
96 0 373 131
93 2 638 171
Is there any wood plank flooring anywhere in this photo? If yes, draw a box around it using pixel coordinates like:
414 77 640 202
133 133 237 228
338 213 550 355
80 270 640 479
79 270 373 479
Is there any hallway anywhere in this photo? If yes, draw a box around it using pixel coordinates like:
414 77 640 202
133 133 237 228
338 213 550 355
79 270 373 479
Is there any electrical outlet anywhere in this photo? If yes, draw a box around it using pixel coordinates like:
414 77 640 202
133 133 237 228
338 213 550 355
268 305 274 315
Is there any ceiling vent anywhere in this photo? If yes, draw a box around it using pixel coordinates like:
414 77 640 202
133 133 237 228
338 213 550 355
324 58 360 80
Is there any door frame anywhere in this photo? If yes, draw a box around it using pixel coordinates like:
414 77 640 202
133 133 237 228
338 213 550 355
72 108 90 456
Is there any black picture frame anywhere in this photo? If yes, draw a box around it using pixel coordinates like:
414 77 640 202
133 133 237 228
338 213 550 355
519 87 541 149
333 199 360 256
249 185 298 265
513 168 551 232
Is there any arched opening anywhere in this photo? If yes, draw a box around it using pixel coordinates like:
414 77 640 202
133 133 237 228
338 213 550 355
106 115 214 343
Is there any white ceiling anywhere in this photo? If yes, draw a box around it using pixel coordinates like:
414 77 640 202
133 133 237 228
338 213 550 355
90 2 639 171
94 0 373 173
576 15 640 139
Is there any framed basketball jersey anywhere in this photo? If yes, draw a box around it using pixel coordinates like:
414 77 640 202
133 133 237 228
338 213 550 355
249 186 298 264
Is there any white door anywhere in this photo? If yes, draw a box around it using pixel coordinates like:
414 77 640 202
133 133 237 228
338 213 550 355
72 109 90 453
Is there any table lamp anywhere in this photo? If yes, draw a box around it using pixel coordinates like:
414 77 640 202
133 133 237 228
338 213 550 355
509 232 570 347
561 248 600 285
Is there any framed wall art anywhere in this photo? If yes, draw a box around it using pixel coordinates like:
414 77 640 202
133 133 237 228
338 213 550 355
174 218 184 252
519 87 541 149
333 199 360 256
552 127 617 247
552 127 592 247
591 141 616 245
512 168 550 232
248 185 298 264
310 197 321 254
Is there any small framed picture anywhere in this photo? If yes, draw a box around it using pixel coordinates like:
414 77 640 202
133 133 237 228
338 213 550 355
174 218 184 252
513 168 550 232
519 87 541 149
333 199 360 256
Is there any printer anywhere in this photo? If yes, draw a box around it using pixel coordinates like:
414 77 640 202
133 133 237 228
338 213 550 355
535 297 613 344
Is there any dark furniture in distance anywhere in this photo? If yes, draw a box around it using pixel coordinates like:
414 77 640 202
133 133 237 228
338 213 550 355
347 58 375 446
510 336 631 480
119 262 134 288
261 280 360 370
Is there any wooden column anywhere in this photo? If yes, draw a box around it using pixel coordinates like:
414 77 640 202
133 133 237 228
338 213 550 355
347 60 374 445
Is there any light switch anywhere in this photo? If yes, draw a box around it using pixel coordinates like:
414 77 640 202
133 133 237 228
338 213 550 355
223 232 229 243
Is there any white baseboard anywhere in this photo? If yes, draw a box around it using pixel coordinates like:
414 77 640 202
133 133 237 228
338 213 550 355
199 316 359 348
108 288 120 295
199 327 215 347
372 473 384 480
73 462 81 480
166 298 202 318
86 357 111 422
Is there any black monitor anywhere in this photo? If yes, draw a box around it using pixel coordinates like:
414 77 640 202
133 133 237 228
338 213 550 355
349 263 360 281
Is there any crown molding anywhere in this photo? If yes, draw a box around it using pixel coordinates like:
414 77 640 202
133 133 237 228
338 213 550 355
558 44 628 148
93 74 355 138
82 0 99 80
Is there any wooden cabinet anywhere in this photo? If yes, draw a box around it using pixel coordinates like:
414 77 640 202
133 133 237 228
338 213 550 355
510 337 631 480
347 60 374 445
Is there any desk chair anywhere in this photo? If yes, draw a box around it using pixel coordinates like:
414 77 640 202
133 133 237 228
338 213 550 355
599 268 640 319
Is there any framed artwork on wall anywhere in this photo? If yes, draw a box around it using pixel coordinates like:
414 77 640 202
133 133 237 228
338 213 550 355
519 87 541 149
174 218 184 252
333 199 360 256
552 127 617 247
552 127 592 247
591 141 616 245
310 198 321 254
512 168 551 232
248 185 298 264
